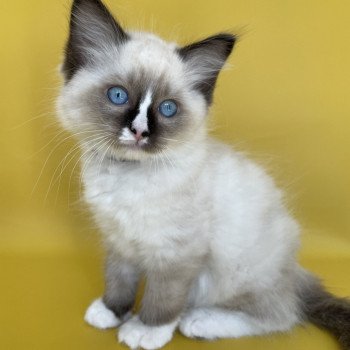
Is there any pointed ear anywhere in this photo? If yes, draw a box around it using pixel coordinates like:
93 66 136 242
62 0 128 81
178 33 236 104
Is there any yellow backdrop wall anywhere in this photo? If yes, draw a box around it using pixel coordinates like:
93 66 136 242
0 1 349 349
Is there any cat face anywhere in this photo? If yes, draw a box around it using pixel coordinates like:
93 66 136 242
57 0 235 161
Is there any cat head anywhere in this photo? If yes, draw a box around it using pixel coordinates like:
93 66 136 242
57 0 236 161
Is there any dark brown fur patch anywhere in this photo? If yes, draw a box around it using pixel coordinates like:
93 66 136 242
139 272 193 326
300 278 350 350
63 0 128 81
178 33 236 104
103 253 139 318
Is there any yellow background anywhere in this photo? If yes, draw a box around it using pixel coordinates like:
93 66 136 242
1 0 349 349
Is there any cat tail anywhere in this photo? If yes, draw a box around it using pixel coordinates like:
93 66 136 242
298 270 350 350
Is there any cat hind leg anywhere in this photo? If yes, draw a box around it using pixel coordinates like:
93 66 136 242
179 306 298 339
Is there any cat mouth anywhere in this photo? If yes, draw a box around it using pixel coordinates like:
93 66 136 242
119 139 150 151
121 140 147 147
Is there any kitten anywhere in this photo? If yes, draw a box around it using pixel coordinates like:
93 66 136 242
56 0 350 349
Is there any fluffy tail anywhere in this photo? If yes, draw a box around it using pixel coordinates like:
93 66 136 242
299 274 350 350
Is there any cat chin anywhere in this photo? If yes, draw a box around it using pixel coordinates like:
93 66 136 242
110 146 155 162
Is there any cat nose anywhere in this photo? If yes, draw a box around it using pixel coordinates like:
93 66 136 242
130 126 150 141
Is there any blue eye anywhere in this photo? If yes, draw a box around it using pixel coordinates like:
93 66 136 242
107 87 128 105
159 100 178 118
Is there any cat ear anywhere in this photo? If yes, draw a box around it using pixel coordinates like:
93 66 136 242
62 0 128 81
178 33 236 104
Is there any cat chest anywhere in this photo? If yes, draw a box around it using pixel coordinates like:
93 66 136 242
84 169 210 261
88 190 184 255
103 204 198 263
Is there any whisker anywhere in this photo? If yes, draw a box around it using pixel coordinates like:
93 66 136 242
77 136 111 189
29 128 103 159
31 129 112 196
9 111 56 131
52 133 112 205
44 133 110 205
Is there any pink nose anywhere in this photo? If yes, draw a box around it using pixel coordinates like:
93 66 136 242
130 127 150 141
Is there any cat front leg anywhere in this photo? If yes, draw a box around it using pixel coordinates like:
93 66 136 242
118 267 196 350
85 253 139 329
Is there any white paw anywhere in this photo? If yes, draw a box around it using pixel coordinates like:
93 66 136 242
118 315 177 350
179 308 217 339
84 298 121 329
179 308 254 339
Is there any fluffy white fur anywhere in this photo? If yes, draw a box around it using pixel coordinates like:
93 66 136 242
58 20 301 350
179 307 296 339
79 137 301 347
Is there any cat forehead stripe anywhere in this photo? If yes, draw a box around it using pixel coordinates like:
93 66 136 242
132 90 152 133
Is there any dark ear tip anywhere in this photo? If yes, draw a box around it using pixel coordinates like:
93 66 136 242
215 33 237 42
212 33 237 53
71 0 90 9
71 0 101 5
71 0 112 14
71 0 106 11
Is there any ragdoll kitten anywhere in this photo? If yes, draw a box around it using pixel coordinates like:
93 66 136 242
56 0 350 349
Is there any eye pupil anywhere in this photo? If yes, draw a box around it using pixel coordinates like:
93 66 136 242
107 87 128 105
159 100 178 118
